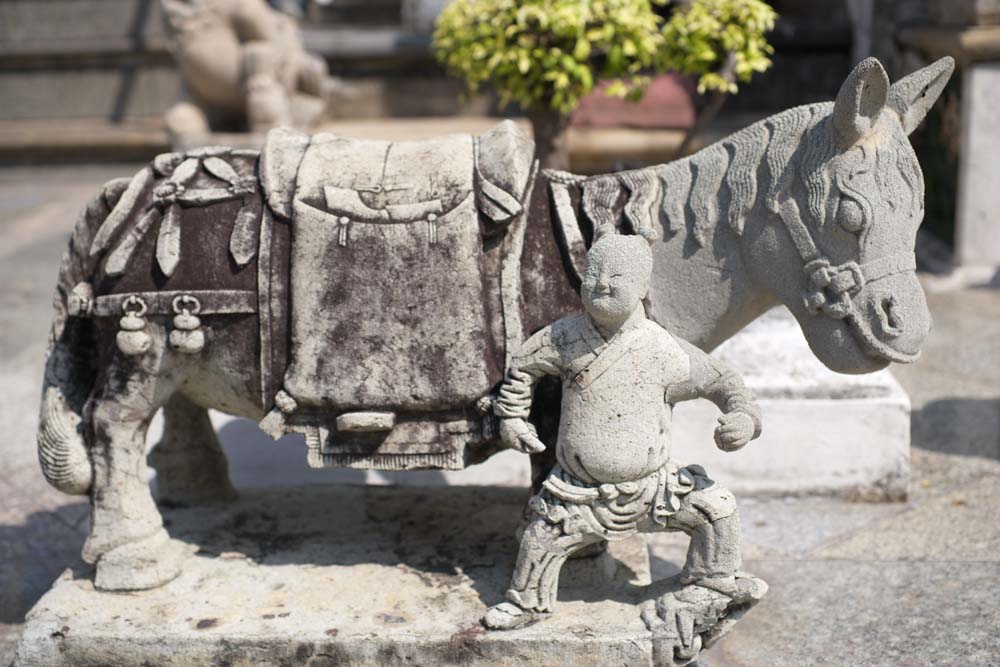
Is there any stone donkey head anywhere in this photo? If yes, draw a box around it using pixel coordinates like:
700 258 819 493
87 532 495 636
650 57 954 373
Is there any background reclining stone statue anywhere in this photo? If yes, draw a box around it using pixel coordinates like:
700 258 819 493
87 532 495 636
35 57 952 594
159 0 346 144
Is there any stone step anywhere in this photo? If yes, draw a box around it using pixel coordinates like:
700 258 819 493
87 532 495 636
308 0 405 27
0 111 774 171
0 120 170 163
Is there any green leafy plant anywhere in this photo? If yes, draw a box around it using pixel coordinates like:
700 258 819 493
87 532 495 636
661 0 777 155
433 0 777 168
660 0 776 95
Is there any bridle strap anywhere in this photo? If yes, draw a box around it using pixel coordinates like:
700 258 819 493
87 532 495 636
861 251 916 283
777 198 821 264
775 196 916 320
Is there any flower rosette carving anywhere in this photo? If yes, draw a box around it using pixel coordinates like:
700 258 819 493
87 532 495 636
802 258 864 319
102 152 262 279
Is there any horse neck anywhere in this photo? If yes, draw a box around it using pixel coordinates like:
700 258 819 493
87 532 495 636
646 132 780 350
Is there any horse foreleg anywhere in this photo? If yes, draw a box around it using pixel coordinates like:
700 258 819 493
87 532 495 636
149 393 237 505
83 356 186 591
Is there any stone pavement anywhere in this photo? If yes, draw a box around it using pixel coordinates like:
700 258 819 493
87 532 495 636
1 164 999 666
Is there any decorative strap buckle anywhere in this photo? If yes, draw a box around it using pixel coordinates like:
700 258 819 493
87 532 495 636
153 181 185 205
802 259 864 319
171 294 202 315
121 294 148 317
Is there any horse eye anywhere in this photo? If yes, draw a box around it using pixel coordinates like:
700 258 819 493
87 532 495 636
836 198 865 233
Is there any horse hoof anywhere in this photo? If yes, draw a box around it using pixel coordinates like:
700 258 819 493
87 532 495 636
93 528 186 591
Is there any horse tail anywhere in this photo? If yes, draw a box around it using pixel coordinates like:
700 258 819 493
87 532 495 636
38 175 132 495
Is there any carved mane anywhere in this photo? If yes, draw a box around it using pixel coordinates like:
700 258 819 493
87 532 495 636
653 102 923 250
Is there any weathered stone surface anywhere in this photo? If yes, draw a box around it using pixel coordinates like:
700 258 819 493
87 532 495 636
177 309 912 498
14 486 657 667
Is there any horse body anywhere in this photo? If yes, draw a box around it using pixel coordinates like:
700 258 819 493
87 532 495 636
37 57 953 590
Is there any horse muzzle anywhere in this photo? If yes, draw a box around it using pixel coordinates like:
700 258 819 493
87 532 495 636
850 274 930 364
802 253 930 365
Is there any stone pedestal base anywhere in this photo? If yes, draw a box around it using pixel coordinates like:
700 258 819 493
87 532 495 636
15 486 661 667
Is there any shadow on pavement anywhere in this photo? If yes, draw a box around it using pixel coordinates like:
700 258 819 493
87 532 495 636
911 397 1000 460
0 505 88 624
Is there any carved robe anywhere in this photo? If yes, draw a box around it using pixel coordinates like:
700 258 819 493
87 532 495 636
495 309 761 485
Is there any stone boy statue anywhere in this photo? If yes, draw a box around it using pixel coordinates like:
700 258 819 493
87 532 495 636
484 232 768 663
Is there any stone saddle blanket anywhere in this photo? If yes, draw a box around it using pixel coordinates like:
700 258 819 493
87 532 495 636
263 121 535 412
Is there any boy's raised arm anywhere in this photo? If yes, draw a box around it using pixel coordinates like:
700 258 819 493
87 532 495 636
668 337 762 452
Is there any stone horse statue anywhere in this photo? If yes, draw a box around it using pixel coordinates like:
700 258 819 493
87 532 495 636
37 57 952 592
159 0 344 144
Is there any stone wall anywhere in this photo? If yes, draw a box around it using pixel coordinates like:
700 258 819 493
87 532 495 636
0 0 179 121
928 0 1000 26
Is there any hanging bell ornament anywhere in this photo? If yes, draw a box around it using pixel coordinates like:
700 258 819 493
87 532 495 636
116 296 151 356
169 295 205 354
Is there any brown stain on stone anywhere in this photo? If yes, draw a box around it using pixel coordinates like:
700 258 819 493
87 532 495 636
376 613 407 624
445 623 489 661
49 625 70 639
195 618 219 629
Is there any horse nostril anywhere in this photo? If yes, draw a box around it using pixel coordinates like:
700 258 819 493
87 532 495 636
878 295 904 338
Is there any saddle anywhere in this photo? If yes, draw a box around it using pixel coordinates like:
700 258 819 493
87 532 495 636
259 121 536 468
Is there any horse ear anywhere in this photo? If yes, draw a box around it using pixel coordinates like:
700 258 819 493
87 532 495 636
888 57 955 135
832 57 890 148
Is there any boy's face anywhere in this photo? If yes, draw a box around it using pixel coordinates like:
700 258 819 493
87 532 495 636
581 237 651 326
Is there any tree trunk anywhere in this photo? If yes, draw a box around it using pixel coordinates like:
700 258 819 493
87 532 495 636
675 89 728 158
675 51 738 159
529 109 571 171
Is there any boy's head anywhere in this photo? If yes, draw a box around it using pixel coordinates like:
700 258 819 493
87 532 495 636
581 234 653 327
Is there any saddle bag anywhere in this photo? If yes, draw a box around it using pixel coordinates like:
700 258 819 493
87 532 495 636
260 121 536 469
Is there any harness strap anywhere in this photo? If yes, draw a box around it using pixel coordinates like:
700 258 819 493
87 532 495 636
777 198 821 264
861 251 916 283
548 179 588 284
776 196 916 320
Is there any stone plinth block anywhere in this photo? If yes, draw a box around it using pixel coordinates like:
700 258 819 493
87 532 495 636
15 486 658 667
672 309 910 499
